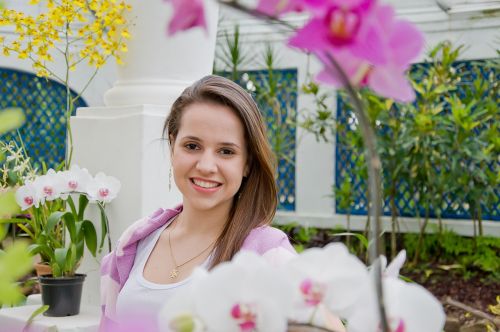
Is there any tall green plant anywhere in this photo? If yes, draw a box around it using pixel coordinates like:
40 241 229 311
440 57 499 237
216 25 249 82
252 44 297 167
312 41 499 262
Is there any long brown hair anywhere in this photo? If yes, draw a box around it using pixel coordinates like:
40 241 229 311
163 75 277 268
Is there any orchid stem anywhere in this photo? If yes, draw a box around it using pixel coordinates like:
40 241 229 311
324 52 389 332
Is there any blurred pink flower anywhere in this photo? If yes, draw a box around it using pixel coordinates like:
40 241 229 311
165 0 207 36
256 0 304 16
316 50 418 102
289 0 379 54
289 1 423 102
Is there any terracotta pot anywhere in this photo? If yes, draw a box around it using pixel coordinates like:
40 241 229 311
34 262 52 277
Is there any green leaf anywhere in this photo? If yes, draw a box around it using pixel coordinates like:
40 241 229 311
82 220 97 257
46 211 66 233
25 305 49 327
67 243 77 274
0 108 24 134
0 190 21 218
0 241 32 305
330 232 369 249
0 225 6 242
77 194 89 221
63 213 77 242
97 203 108 251
54 248 68 275
67 196 77 216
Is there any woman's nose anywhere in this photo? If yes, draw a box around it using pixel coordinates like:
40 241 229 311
196 151 217 173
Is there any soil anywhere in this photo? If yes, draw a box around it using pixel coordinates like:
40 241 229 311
403 265 500 331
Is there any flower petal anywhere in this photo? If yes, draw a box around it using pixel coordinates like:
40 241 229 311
167 0 207 36
369 65 416 102
388 20 425 67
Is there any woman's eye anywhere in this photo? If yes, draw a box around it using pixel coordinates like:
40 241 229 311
220 149 234 155
185 143 199 150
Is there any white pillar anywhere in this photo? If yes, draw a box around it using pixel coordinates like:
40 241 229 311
71 0 219 306
103 0 219 106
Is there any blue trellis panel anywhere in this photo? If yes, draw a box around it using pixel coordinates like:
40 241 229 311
0 67 87 170
335 60 499 221
219 69 298 211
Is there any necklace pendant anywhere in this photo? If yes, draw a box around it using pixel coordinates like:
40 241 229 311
170 268 179 279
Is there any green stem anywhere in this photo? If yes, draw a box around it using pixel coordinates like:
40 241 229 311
64 20 72 170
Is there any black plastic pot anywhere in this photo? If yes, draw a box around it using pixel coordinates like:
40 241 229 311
39 274 86 317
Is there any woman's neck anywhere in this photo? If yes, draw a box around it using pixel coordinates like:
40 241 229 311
175 203 230 238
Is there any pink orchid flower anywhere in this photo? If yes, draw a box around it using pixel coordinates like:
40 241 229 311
59 165 93 196
315 49 417 102
165 0 207 36
15 182 40 210
288 1 423 102
256 0 304 16
288 0 379 54
86 172 121 203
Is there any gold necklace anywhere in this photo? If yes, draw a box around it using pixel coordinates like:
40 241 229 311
167 220 216 280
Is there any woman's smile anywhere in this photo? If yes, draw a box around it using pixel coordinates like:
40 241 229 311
190 177 222 191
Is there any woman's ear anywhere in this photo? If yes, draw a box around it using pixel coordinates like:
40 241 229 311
243 163 250 177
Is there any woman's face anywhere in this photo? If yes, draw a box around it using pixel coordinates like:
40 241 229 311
171 102 249 215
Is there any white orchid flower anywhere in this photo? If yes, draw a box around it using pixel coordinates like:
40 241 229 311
32 169 63 202
193 251 293 332
59 165 93 195
86 172 121 203
158 268 208 332
15 182 40 210
381 250 407 278
347 276 445 332
284 243 369 326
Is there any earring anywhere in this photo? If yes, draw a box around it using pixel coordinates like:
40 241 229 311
169 166 172 191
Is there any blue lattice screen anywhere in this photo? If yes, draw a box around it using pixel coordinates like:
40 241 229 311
335 60 500 221
0 67 87 170
219 69 297 211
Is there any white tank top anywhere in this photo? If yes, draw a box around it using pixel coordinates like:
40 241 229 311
115 221 210 329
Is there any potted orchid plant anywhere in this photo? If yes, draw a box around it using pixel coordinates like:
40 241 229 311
14 165 120 316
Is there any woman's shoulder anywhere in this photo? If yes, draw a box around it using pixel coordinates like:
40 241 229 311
242 225 296 255
114 205 182 257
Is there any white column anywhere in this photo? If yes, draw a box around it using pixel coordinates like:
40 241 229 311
71 0 219 306
103 0 219 106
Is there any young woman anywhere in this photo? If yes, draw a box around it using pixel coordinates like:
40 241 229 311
99 75 297 330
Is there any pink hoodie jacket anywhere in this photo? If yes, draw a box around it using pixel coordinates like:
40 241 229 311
99 205 296 331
